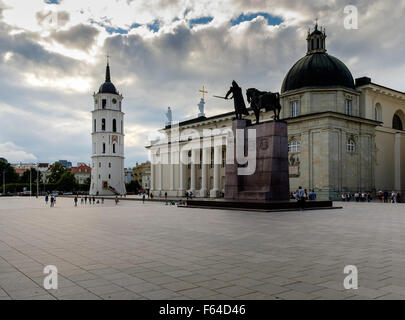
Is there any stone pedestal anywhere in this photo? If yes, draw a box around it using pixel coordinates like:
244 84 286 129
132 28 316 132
225 119 290 201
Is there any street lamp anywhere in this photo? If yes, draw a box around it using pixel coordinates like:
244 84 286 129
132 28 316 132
2 170 5 196
36 163 39 198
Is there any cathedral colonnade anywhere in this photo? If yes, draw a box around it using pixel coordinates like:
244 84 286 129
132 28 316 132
149 136 227 198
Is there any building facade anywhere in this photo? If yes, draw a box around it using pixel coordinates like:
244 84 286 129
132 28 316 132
90 61 126 196
71 163 91 184
147 24 405 200
132 161 151 187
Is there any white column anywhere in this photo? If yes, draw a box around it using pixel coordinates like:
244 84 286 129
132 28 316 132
190 148 198 193
158 162 163 191
395 133 401 191
210 145 221 198
150 156 155 192
200 148 209 197
179 150 186 196
169 151 174 191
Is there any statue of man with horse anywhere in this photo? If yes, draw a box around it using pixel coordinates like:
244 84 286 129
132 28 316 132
246 88 281 123
215 81 282 123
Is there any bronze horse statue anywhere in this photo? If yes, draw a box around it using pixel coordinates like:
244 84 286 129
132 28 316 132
246 88 281 123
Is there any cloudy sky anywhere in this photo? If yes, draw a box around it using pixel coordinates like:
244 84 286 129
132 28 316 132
0 0 404 167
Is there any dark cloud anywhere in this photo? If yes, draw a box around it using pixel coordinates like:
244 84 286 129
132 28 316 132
1 0 405 166
50 23 99 51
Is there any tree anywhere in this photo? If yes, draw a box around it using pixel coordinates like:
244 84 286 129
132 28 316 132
126 180 141 193
57 171 77 192
48 162 67 184
0 159 19 186
19 168 39 184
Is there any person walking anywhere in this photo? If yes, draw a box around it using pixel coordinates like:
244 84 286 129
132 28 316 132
89 197 91 204
50 196 54 207
92 196 95 204
383 191 388 203
164 192 167 200
115 196 119 205
392 191 397 203
74 196 78 207
45 194 49 205
85 195 87 204
80 195 84 204
354 192 360 202
101 197 104 204
142 193 145 204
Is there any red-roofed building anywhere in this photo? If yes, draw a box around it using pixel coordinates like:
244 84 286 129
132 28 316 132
71 163 91 184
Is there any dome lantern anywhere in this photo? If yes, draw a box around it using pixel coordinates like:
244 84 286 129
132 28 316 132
306 22 327 55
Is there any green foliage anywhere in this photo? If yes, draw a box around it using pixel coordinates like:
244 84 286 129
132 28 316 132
57 171 77 192
48 162 67 183
126 180 141 193
0 159 19 184
19 168 39 183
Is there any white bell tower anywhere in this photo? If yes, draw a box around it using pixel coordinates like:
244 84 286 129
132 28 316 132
90 58 126 196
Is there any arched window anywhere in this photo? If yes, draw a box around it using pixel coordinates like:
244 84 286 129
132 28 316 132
290 101 299 117
375 103 382 122
102 143 105 154
113 119 117 132
393 114 403 130
347 139 356 152
113 143 116 153
101 118 106 131
288 140 301 153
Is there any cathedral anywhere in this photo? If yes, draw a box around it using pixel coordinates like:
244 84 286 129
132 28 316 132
148 24 405 201
90 60 126 196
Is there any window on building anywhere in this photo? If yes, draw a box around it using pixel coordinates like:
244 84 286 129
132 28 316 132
94 119 96 132
102 99 106 108
290 100 299 117
375 103 382 122
199 151 202 169
98 174 100 179
113 119 117 132
101 118 106 131
288 140 301 153
109 174 111 179
113 143 116 153
393 114 403 130
102 143 106 154
109 163 111 168
121 120 123 133
347 139 356 152
222 148 226 168
99 162 101 168
345 99 353 116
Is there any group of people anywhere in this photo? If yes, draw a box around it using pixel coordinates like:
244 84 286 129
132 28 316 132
290 187 317 201
44 194 56 207
377 190 401 203
73 194 105 206
341 191 401 203
341 192 372 202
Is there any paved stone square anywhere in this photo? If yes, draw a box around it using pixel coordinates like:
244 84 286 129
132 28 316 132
0 197 405 300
